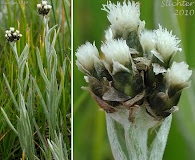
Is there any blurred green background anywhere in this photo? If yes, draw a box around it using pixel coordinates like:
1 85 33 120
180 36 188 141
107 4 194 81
74 0 195 159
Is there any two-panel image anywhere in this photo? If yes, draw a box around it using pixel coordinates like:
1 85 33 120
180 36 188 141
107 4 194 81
0 0 195 159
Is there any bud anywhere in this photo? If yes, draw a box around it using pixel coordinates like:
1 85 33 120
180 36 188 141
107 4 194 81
42 1 48 5
37 4 42 8
102 1 141 38
10 27 15 32
76 42 99 73
140 30 155 55
154 25 182 64
101 39 131 67
165 61 192 94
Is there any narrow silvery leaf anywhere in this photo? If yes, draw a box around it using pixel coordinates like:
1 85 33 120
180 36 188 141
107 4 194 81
149 115 172 160
3 74 19 110
36 47 50 87
1 108 18 135
106 113 128 160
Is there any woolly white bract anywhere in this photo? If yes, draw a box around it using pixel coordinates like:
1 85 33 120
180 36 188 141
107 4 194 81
102 1 140 37
76 42 99 71
166 62 192 87
101 39 130 65
152 63 166 75
155 25 182 61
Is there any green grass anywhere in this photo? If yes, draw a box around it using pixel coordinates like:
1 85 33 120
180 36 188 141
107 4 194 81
74 0 195 159
0 0 71 159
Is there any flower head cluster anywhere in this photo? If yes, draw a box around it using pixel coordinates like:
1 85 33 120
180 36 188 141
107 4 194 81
37 0 52 16
76 0 192 121
5 27 22 42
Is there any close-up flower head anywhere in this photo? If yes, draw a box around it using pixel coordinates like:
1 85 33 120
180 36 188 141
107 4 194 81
5 27 22 42
37 0 52 16
102 1 141 38
75 0 193 159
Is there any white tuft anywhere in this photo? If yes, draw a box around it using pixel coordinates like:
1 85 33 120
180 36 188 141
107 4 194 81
5 30 10 34
13 32 17 36
165 61 192 87
37 4 42 8
140 30 156 53
10 27 15 32
102 1 140 37
47 5 52 9
101 39 130 65
42 1 48 5
44 5 48 9
76 42 99 70
15 30 20 34
155 25 182 61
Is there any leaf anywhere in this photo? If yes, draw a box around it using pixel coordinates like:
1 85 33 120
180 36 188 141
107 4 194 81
3 74 19 110
1 108 18 135
36 47 50 87
149 115 172 160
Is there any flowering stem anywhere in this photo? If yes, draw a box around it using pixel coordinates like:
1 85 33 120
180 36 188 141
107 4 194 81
43 16 49 34
10 42 19 64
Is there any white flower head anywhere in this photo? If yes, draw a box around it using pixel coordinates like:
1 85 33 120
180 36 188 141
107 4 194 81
15 30 20 34
10 27 15 32
76 42 99 71
5 27 22 42
37 4 42 8
101 39 130 65
47 5 52 9
165 62 192 88
102 1 140 37
5 30 10 34
13 32 17 36
37 1 51 16
155 25 182 61
44 5 48 9
42 1 48 5
140 30 156 53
